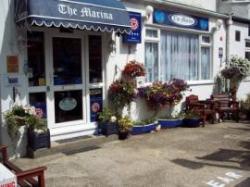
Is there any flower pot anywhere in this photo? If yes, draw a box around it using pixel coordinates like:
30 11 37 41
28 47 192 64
118 131 129 140
98 123 118 136
27 128 51 151
131 123 157 135
158 119 183 128
183 118 201 127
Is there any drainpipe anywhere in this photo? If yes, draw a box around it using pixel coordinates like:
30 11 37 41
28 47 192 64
226 14 233 65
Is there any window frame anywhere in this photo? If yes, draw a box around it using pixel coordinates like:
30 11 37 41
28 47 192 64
144 27 213 83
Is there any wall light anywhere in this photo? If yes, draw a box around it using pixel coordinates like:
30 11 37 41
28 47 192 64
144 5 154 20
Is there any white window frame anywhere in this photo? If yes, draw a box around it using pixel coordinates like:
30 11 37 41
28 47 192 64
144 27 213 83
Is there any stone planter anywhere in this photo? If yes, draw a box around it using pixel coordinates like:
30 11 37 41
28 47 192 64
158 119 183 128
131 123 158 135
27 128 51 151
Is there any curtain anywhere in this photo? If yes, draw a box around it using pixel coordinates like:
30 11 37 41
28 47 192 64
160 31 199 81
201 47 211 80
145 43 159 82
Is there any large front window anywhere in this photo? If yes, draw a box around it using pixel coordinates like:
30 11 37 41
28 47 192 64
145 29 212 82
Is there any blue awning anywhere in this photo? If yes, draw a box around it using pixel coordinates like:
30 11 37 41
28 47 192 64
15 0 131 34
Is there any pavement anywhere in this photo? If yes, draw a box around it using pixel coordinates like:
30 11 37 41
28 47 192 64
14 122 250 187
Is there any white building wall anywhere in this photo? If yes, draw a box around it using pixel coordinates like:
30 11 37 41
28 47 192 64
164 0 217 11
228 22 250 100
0 0 28 156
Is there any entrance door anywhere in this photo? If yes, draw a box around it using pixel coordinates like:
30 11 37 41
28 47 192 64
47 36 86 129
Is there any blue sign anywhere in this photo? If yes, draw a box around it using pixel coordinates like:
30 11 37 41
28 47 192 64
90 89 103 122
123 12 142 43
153 9 209 31
15 0 131 34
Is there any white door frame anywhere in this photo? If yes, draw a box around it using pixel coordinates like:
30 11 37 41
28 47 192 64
46 30 87 129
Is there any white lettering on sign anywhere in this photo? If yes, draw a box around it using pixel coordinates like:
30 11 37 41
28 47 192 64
205 171 243 187
58 4 113 20
170 14 196 26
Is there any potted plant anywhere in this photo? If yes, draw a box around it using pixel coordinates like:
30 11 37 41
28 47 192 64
122 60 146 80
158 111 184 128
183 111 201 127
108 80 137 111
221 56 250 98
97 107 118 136
4 105 50 152
240 93 250 120
4 105 27 139
131 118 157 135
117 116 133 140
139 79 189 111
26 108 50 152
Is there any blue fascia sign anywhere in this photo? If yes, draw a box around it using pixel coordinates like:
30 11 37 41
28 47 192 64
123 12 142 43
153 9 209 31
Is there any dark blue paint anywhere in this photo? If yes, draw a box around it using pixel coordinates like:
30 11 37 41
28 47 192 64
153 9 209 31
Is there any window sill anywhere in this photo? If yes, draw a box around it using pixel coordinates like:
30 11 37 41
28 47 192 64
187 80 214 86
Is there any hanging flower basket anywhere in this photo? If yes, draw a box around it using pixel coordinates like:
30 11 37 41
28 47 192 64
122 60 146 80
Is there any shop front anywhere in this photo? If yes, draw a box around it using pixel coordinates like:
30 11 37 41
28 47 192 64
14 0 130 141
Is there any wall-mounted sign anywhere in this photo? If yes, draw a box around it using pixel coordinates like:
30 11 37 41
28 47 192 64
4 75 20 87
90 88 103 122
7 56 19 73
123 12 141 44
59 97 77 111
136 76 146 88
153 9 209 31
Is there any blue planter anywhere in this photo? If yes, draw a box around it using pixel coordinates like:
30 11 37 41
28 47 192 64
158 119 183 128
183 118 201 127
132 123 158 135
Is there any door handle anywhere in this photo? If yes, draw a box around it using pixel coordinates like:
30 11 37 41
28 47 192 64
47 86 50 92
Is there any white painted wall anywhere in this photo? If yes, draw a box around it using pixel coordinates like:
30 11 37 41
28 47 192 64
228 22 250 99
165 0 217 11
0 0 28 157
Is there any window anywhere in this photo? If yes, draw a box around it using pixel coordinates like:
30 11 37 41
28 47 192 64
145 43 159 82
27 32 45 87
144 28 212 81
235 31 241 41
89 35 102 83
245 41 250 60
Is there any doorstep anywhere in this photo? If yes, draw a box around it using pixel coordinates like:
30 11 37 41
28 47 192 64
27 135 118 158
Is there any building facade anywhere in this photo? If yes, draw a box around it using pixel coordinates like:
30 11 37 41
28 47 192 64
0 0 249 156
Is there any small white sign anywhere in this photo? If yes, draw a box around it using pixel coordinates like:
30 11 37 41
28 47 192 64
170 14 196 26
136 76 145 88
4 75 20 87
59 97 77 111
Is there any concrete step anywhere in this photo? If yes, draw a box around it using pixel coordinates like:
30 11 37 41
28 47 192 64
27 135 118 158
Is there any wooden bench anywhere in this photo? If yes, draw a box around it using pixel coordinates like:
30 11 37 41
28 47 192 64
0 145 47 187
186 95 215 126
211 94 239 122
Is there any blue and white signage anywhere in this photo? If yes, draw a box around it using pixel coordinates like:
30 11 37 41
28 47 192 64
15 0 131 34
153 9 209 31
123 12 142 43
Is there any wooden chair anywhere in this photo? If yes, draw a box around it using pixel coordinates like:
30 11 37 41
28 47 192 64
0 145 47 187
185 95 215 126
211 94 239 122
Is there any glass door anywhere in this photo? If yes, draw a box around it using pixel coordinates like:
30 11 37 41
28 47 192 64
47 36 85 128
